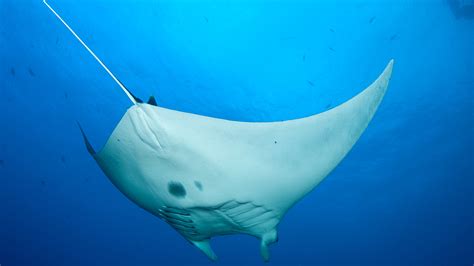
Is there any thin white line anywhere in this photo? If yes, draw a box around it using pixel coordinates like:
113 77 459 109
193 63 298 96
43 0 137 105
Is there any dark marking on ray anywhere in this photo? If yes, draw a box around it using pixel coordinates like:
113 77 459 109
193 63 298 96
28 67 35 77
117 138 121 142
369 16 376 24
10 67 15 76
307 80 314 87
168 182 186 198
274 141 277 144
194 181 203 191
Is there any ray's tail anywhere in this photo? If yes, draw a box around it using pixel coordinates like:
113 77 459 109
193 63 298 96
43 0 138 105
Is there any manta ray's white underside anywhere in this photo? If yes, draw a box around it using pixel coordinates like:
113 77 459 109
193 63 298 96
80 60 394 261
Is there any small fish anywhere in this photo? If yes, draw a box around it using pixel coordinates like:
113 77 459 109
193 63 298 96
389 34 399 41
302 54 306 61
204 16 209 23
10 67 15 76
328 46 336 52
307 80 315 87
369 16 376 24
28 67 35 77
64 92 68 99
329 28 335 33
60 155 66 164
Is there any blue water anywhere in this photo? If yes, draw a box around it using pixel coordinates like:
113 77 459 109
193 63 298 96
1 0 473 265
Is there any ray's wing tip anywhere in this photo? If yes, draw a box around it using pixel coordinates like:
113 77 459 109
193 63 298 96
373 59 395 94
384 59 395 79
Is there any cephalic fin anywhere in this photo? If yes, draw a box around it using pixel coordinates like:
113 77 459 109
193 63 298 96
147 96 158 106
191 239 217 261
76 122 96 155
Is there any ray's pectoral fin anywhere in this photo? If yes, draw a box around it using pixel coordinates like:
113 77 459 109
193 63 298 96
260 229 278 262
191 239 217 261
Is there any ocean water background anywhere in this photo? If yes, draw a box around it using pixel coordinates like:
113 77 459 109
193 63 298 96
1 0 472 265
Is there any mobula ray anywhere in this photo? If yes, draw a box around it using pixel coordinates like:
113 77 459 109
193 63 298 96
44 1 394 261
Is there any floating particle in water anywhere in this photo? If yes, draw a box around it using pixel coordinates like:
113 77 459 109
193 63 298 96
369 16 376 24
280 36 296 41
28 67 36 77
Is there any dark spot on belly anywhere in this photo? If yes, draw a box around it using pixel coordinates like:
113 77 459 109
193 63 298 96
168 182 186 198
274 140 277 144
194 181 203 191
